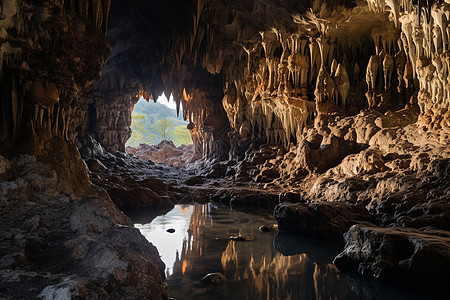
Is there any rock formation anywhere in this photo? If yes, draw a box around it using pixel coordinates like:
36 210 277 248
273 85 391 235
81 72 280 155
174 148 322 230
1 0 450 298
126 140 195 167
0 1 168 298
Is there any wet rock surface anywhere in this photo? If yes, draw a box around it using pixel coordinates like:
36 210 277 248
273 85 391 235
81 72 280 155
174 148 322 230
84 149 188 209
274 202 374 238
201 272 226 287
333 224 450 290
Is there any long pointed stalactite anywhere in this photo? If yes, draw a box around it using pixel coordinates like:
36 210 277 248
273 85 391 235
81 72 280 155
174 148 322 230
90 0 449 160
0 0 110 153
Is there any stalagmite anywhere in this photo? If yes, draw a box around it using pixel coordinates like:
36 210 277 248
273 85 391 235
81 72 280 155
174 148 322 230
366 54 380 108
383 53 394 92
315 65 327 103
366 55 379 93
331 58 338 76
334 63 350 108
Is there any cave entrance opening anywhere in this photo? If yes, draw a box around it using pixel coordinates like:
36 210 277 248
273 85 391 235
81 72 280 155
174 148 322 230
125 93 194 167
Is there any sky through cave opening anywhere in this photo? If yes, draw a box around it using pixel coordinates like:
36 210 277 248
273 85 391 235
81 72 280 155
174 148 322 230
125 93 194 167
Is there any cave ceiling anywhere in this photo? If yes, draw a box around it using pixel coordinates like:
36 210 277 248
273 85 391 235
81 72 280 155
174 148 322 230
1 0 449 156
97 0 389 100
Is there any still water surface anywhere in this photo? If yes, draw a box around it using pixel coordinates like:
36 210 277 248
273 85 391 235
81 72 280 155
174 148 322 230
130 204 424 300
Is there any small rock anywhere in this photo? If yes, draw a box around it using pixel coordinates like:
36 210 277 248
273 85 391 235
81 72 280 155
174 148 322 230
166 228 175 233
114 151 128 159
229 235 254 241
201 272 226 287
259 225 271 232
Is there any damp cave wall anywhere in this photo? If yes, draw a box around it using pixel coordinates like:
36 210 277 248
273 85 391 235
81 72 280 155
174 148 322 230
0 0 111 157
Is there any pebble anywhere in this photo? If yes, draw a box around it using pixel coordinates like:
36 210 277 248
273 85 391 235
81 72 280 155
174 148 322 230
230 236 246 241
201 272 226 287
229 235 254 241
259 225 271 232
166 228 175 233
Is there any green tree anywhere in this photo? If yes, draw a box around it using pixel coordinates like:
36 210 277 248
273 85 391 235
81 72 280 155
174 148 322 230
153 119 174 141
129 113 155 147
172 125 192 146
126 100 193 147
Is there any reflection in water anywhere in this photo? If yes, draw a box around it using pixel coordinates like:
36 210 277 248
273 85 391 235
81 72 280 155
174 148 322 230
132 204 423 300
135 205 194 276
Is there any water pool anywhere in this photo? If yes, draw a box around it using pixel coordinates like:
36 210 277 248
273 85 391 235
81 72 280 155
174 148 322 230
130 204 425 300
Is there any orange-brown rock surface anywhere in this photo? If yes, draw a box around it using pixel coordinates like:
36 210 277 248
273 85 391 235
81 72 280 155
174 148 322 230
126 140 195 167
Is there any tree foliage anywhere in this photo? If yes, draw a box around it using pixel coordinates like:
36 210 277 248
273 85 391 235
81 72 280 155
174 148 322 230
172 125 192 145
126 100 192 147
152 119 174 141
128 113 155 147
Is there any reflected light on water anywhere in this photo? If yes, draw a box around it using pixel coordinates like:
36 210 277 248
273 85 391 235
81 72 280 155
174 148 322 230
135 205 194 276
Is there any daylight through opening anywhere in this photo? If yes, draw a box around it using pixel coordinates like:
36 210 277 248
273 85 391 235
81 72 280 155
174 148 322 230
125 93 194 167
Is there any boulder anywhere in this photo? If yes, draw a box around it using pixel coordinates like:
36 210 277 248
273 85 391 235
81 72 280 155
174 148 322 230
86 158 106 172
78 136 104 159
107 186 174 209
294 134 359 173
333 224 450 288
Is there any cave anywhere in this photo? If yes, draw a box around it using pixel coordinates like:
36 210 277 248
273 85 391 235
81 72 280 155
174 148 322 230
0 0 449 299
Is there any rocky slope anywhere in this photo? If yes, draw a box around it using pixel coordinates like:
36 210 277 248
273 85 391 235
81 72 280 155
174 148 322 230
126 140 195 167
0 140 168 299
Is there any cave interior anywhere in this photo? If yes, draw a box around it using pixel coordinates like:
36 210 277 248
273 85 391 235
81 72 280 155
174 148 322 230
0 0 449 299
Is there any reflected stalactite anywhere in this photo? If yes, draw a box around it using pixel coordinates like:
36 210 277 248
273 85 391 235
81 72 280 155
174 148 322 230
313 263 355 300
172 204 213 275
187 203 210 255
167 204 359 299
222 245 315 300
221 241 240 280
221 246 356 300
